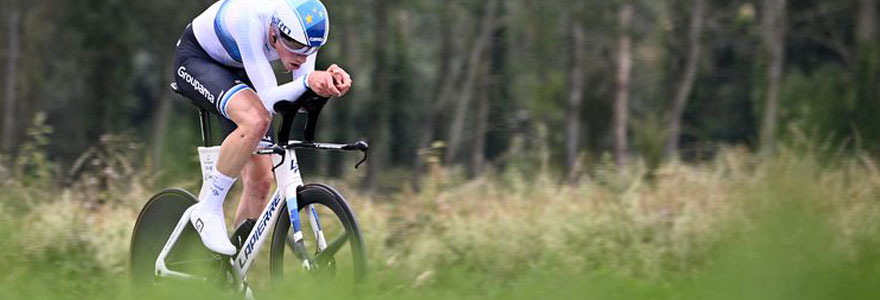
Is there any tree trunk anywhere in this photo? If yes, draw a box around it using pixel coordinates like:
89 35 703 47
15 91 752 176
363 0 389 191
759 0 787 155
149 61 174 173
3 6 21 154
565 5 586 180
444 0 499 164
470 63 490 176
858 0 878 44
327 1 361 178
412 2 458 190
856 0 879 132
614 3 634 167
664 0 706 159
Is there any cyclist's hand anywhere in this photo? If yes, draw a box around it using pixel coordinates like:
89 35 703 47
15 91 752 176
307 71 342 97
327 64 352 96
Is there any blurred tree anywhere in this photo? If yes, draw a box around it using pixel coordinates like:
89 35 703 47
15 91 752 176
470 59 490 176
363 0 390 191
325 0 363 178
759 0 787 155
484 0 513 171
3 0 878 191
445 0 500 166
388 9 418 168
614 2 634 166
2 0 22 155
470 0 509 177
855 0 879 149
412 0 460 190
664 0 706 159
565 0 586 180
682 0 756 154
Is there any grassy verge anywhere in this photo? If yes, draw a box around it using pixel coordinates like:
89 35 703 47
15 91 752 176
1 144 879 299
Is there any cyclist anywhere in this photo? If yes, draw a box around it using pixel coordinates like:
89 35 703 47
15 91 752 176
172 0 351 255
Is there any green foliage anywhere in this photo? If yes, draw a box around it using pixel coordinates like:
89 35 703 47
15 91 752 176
4 0 877 187
152 108 204 186
3 139 880 299
13 112 55 188
3 0 880 298
778 64 854 148
631 113 669 170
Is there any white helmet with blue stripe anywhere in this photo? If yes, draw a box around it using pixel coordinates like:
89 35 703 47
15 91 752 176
271 0 329 55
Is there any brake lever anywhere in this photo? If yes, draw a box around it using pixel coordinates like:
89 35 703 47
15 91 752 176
355 150 368 169
271 145 286 171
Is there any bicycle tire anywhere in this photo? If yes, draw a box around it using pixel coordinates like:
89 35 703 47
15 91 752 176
129 188 217 290
269 183 367 284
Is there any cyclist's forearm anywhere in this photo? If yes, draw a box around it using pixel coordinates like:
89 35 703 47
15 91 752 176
257 76 310 113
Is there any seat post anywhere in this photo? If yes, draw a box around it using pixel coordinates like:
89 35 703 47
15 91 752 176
170 83 213 147
197 108 212 147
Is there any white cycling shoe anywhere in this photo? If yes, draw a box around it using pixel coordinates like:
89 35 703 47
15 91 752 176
190 203 237 256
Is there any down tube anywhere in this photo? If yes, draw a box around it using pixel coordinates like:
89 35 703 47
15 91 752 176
232 189 284 278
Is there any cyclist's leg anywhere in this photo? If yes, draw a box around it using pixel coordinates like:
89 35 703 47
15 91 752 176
216 107 276 227
172 24 267 255
186 90 269 255
234 155 274 226
220 68 275 227
216 90 271 177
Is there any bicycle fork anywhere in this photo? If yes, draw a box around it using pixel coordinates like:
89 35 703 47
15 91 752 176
277 149 328 269
286 202 329 267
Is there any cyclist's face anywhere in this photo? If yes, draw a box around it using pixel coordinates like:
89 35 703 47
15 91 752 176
271 30 309 71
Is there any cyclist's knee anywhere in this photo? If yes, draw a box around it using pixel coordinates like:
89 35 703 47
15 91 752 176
228 91 271 137
238 109 271 138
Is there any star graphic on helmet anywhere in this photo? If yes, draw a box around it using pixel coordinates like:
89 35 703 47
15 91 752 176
306 14 313 24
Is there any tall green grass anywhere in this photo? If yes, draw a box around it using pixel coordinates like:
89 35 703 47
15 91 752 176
1 143 879 299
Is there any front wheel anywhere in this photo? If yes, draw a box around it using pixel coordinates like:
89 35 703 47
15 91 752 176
269 183 367 284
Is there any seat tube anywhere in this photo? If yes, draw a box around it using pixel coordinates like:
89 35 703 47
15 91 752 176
198 108 212 147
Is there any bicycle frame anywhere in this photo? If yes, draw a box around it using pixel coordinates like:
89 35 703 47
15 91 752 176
154 144 328 288
148 91 368 298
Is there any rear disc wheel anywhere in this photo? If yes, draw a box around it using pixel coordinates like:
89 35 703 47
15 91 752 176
129 188 224 292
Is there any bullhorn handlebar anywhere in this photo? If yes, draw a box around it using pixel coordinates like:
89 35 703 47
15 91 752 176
267 91 369 169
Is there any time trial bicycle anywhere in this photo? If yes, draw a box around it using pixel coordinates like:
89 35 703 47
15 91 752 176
129 86 368 298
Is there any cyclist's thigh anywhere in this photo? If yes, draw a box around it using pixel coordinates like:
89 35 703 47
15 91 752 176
174 59 275 145
217 68 275 147
171 27 274 146
173 58 251 118
218 112 276 148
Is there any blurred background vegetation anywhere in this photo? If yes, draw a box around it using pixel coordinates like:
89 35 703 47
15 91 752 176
1 0 880 299
0 0 876 188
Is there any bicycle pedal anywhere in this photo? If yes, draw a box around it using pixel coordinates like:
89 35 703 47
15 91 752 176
231 219 257 249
